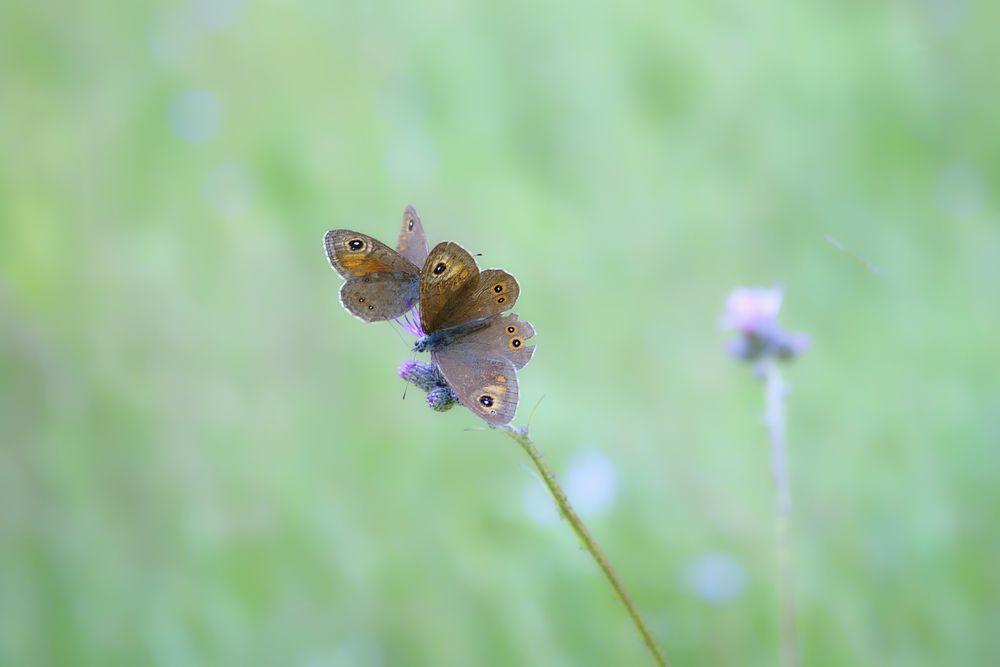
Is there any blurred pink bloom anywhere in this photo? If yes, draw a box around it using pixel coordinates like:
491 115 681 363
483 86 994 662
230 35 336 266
722 287 783 334
722 286 810 363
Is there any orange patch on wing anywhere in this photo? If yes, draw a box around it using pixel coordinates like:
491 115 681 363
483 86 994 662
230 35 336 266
340 255 393 275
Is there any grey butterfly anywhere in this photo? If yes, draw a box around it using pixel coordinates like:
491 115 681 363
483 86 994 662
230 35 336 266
324 205 428 322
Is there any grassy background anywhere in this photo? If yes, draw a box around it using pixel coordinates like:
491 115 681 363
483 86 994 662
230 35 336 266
2 1 998 665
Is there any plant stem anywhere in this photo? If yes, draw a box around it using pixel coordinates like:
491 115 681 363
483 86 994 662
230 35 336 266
762 361 797 667
501 425 670 667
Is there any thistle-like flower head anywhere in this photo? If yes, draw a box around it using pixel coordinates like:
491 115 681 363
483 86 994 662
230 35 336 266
427 386 460 411
722 286 810 364
399 359 460 411
398 359 447 392
394 303 424 338
722 287 783 335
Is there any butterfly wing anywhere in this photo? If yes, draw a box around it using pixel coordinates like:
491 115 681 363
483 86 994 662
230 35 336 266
432 352 519 425
418 241 480 332
396 205 429 267
324 229 420 321
419 242 521 333
338 274 420 321
486 313 536 369
460 268 520 322
431 313 536 425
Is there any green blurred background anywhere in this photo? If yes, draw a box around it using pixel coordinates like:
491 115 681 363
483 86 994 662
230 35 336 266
2 0 998 665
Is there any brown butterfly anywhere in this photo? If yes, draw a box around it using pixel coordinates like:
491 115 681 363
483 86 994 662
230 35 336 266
324 205 428 322
412 242 535 425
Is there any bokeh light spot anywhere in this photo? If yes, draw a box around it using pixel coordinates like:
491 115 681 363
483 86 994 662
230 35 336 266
169 90 222 143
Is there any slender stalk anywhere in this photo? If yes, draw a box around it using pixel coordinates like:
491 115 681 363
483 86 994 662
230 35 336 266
500 425 670 667
762 361 797 667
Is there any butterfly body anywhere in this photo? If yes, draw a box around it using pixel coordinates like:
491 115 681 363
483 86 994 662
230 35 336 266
412 318 491 353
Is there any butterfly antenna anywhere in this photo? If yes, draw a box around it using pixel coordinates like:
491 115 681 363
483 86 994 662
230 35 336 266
388 320 408 345
400 348 419 400
526 394 546 431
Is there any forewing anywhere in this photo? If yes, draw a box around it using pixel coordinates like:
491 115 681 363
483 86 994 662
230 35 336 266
325 229 419 279
455 269 520 323
432 349 520 426
396 205 429 267
419 241 480 333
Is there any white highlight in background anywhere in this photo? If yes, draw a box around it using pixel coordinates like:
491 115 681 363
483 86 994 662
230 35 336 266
684 551 747 605
523 449 618 524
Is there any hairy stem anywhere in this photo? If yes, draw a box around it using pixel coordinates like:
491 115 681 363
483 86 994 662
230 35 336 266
762 361 797 667
501 425 670 667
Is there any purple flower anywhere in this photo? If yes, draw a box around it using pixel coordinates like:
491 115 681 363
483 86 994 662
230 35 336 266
399 359 459 411
722 286 810 363
722 287 783 335
398 359 446 391
427 386 459 411
395 306 460 414
395 303 424 338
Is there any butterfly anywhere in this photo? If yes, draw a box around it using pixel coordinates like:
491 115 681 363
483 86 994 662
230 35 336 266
324 205 428 322
412 241 535 425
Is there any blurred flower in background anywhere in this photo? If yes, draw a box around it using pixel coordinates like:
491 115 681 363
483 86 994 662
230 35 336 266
722 287 810 365
721 287 783 335
724 286 806 663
